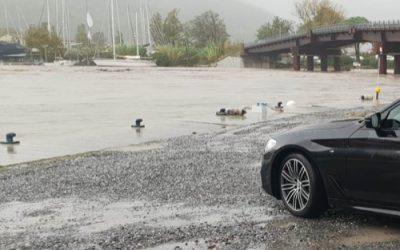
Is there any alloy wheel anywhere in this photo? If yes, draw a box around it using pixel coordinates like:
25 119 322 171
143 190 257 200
280 158 311 212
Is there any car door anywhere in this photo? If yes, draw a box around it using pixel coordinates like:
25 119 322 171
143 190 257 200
346 104 400 208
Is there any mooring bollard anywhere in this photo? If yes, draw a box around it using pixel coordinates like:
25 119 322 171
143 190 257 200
1 133 20 145
132 119 145 128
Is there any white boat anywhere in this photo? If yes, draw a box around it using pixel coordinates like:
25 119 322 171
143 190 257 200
93 0 155 68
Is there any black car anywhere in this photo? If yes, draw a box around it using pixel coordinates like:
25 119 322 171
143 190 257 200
261 99 400 218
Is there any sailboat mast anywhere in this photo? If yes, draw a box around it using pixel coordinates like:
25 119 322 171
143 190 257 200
115 0 122 45
55 0 59 35
4 4 9 36
127 5 134 45
66 0 71 49
46 0 51 34
135 12 140 57
110 0 116 60
145 1 152 48
140 1 146 45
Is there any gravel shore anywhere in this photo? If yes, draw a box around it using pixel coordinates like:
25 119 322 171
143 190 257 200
1 108 400 249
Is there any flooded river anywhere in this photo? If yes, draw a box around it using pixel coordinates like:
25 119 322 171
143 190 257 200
0 65 399 165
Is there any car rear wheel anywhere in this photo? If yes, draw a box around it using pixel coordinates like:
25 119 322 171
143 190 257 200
279 153 327 218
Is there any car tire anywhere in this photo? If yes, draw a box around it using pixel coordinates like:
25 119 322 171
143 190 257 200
279 153 327 218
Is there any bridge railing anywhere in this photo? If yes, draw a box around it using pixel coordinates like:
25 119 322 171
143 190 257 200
245 21 400 48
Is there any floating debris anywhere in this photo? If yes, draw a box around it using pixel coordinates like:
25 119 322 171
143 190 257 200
216 108 247 116
361 95 374 101
73 58 97 66
273 102 284 112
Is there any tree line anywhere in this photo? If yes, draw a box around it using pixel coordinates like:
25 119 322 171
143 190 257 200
255 0 376 68
257 0 369 41
149 9 240 67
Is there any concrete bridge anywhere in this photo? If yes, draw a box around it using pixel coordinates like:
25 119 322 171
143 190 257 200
243 22 400 74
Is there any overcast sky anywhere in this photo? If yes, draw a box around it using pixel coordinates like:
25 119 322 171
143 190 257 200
238 0 399 22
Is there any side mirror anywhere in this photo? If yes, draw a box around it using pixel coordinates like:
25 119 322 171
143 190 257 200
366 113 382 129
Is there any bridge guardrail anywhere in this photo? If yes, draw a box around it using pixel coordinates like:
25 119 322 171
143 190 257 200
245 21 400 49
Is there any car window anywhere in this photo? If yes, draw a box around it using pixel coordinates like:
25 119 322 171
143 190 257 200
385 105 400 130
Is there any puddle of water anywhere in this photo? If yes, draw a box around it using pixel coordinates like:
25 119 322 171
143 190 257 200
0 198 276 237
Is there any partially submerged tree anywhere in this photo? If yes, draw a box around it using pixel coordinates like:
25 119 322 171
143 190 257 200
150 9 231 66
257 17 294 40
187 11 229 47
24 23 64 62
150 12 166 46
75 24 89 45
163 9 183 46
115 31 124 45
92 31 106 47
295 0 345 30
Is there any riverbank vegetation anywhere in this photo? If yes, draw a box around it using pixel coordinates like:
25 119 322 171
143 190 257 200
150 9 242 67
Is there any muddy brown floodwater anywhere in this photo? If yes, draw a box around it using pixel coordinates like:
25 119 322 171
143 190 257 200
1 65 399 165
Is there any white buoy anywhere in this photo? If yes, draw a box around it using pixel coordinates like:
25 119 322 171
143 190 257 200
286 100 296 108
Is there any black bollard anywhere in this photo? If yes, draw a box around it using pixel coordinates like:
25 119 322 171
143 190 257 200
132 119 145 128
216 108 227 116
1 133 20 145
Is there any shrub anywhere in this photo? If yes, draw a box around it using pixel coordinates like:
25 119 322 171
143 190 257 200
152 45 199 67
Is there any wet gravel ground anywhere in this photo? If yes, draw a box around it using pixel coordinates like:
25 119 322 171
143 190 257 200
1 108 400 249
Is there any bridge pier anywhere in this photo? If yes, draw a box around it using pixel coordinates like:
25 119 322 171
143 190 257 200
394 55 400 74
334 57 341 72
307 56 314 72
320 54 328 72
269 55 278 69
379 54 387 75
293 54 301 71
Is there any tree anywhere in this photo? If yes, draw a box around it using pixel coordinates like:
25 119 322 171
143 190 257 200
0 27 19 42
343 17 369 62
24 23 64 62
187 11 229 48
92 32 106 47
295 0 345 30
115 31 124 45
150 12 166 46
343 16 369 25
163 9 183 46
257 17 294 40
75 24 89 45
